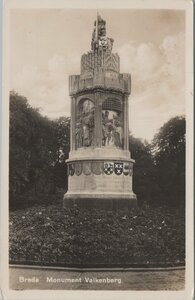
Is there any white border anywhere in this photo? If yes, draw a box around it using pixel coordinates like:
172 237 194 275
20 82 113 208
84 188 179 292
1 0 194 300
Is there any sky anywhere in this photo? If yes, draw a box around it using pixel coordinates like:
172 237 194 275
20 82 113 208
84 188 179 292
10 9 185 141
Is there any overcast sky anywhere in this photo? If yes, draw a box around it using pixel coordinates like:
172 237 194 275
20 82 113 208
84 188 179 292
10 9 185 141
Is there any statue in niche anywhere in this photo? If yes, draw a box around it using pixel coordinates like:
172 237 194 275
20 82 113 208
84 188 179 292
102 110 123 148
76 100 95 148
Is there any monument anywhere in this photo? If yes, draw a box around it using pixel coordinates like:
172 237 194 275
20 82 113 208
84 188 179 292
64 14 137 209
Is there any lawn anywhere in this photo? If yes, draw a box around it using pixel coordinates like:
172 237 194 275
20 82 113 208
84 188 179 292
9 203 185 267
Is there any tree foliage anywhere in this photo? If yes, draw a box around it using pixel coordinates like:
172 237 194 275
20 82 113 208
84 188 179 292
129 135 160 207
9 92 70 209
129 115 185 208
151 116 185 208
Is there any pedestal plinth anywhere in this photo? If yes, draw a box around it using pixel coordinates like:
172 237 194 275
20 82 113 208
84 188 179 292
63 148 137 209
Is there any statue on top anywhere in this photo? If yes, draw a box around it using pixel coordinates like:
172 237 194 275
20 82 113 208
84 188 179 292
91 13 114 52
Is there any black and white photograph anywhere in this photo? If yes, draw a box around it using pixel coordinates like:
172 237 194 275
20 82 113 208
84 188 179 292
1 0 193 299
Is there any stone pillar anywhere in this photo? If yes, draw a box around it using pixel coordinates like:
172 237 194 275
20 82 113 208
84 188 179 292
123 94 129 151
71 96 76 151
94 91 102 148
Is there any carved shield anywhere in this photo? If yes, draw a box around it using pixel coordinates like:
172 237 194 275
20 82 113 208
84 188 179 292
104 162 114 175
69 163 75 176
123 162 130 176
75 162 82 176
114 162 123 175
83 161 92 175
92 161 103 175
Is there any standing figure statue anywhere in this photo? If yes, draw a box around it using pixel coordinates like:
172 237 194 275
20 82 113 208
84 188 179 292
76 101 95 148
102 110 123 148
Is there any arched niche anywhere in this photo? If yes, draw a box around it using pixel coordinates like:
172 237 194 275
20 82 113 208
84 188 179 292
75 98 95 149
102 98 123 148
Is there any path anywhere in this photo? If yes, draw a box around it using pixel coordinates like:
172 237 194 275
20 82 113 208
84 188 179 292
9 266 185 290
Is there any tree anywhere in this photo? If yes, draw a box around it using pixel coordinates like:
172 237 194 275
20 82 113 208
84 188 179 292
9 91 57 208
151 116 185 208
129 134 160 207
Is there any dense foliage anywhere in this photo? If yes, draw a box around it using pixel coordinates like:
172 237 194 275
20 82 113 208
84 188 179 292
129 136 161 207
9 203 185 267
151 116 185 208
9 91 70 209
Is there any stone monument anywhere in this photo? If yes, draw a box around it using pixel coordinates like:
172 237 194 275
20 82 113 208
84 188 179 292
64 14 137 209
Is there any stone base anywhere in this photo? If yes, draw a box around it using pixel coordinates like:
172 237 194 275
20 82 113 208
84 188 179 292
63 193 137 210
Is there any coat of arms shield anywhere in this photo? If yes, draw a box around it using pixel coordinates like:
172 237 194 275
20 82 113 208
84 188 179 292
83 161 92 175
104 162 114 175
75 162 82 176
123 162 130 176
114 162 123 175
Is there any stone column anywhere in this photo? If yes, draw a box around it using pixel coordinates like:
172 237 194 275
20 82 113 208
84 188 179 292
94 91 102 148
71 96 76 151
123 94 129 151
